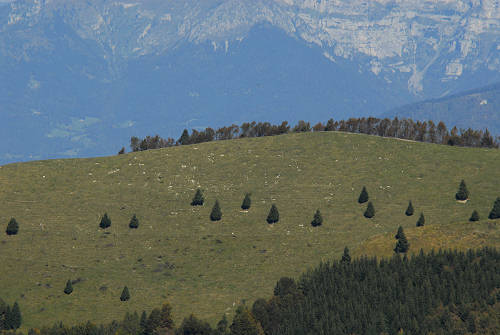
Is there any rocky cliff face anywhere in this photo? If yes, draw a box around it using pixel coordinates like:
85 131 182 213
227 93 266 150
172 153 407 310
0 0 499 163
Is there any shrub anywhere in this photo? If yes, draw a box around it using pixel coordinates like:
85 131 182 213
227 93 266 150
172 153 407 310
469 210 480 222
64 280 73 295
455 180 469 201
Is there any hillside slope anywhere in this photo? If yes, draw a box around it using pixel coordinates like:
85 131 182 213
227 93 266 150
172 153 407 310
0 132 499 328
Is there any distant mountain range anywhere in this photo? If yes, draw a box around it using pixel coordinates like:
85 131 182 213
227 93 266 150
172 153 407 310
0 0 499 163
390 82 500 135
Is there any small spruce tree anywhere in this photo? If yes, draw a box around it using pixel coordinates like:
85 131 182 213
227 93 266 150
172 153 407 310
395 226 404 239
358 186 369 204
405 201 414 216
129 214 139 229
210 200 222 221
241 193 251 210
469 210 480 222
394 227 410 253
341 247 351 265
311 209 323 227
5 218 19 235
191 189 204 206
416 213 425 227
364 202 375 218
488 197 500 220
455 180 470 201
10 302 21 330
99 213 111 229
266 204 279 224
64 280 73 295
120 286 130 301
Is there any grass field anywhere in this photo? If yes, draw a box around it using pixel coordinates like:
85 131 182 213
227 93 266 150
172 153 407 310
0 131 499 329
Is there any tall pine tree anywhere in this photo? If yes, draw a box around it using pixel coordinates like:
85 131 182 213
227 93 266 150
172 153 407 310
10 302 21 330
358 186 369 204
394 227 409 253
455 180 470 201
311 209 323 227
210 200 222 221
241 194 252 210
191 189 204 206
266 204 279 224
488 197 500 219
405 201 414 216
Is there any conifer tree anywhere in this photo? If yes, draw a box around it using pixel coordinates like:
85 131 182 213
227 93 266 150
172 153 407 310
395 226 404 240
229 306 265 335
10 302 21 330
178 129 190 145
191 189 204 206
241 193 251 210
311 209 323 227
5 218 19 235
140 311 148 334
364 202 375 218
358 186 369 204
216 314 229 335
210 200 222 221
120 286 130 301
469 210 480 222
341 247 351 265
394 227 409 253
129 214 139 229
416 213 425 227
455 179 470 201
99 213 111 229
64 280 73 295
266 204 279 224
488 197 500 219
405 201 414 216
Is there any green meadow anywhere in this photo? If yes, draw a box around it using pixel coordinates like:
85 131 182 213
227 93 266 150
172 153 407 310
0 131 499 329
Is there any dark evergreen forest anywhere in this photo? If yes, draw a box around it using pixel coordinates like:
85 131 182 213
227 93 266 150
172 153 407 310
2 248 498 335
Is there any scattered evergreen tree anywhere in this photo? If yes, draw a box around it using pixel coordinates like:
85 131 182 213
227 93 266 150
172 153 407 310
241 193 251 210
358 186 369 204
405 201 414 216
394 227 409 253
416 213 425 227
310 209 323 227
64 280 73 295
364 201 375 218
395 226 404 240
158 303 175 330
129 214 139 229
341 247 351 265
140 311 148 334
455 180 470 201
121 311 140 335
178 129 190 145
5 218 19 235
118 147 125 155
10 302 21 330
99 213 111 229
210 200 222 221
120 286 130 301
266 204 279 224
191 189 204 206
488 197 500 219
469 210 480 222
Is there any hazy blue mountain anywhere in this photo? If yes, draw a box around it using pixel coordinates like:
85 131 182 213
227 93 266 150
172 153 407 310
0 0 499 163
389 82 500 135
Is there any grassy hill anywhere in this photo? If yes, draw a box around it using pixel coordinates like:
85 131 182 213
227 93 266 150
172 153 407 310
0 131 499 329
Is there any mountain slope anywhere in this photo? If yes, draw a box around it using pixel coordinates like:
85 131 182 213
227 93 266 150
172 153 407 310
0 132 499 328
1 0 499 163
